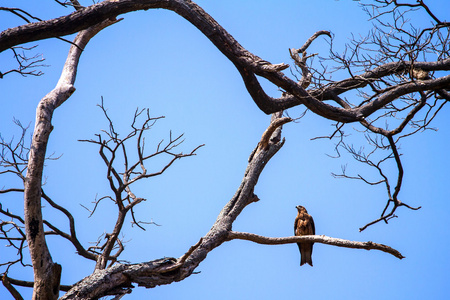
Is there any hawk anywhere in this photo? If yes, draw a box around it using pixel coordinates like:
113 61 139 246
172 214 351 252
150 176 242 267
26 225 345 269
294 205 315 266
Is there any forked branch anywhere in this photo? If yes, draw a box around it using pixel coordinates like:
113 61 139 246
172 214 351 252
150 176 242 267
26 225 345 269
59 112 404 299
79 102 203 270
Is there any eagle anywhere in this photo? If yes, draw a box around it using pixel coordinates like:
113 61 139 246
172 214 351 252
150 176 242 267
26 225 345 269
294 205 315 266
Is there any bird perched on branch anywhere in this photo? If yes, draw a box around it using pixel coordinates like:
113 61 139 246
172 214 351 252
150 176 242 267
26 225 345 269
294 205 315 266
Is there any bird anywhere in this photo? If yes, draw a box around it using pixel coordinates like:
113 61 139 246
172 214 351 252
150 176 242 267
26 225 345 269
294 205 315 266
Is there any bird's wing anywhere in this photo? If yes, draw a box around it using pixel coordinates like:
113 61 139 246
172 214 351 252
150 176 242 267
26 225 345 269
310 215 315 235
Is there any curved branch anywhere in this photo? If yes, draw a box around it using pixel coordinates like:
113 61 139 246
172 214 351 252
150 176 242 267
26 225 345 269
2 1 449 123
1 275 24 300
41 190 97 261
226 231 404 259
295 30 332 54
257 117 292 151
57 109 407 299
59 228 404 299
60 112 289 299
22 18 119 299
359 199 422 232
386 135 403 201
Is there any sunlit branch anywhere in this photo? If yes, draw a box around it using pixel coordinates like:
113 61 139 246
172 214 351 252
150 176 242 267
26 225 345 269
227 231 404 259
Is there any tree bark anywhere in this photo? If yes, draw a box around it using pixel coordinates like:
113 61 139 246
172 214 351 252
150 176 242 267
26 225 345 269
23 19 118 300
25 75 73 300
2 2 438 298
58 112 403 299
2 1 449 121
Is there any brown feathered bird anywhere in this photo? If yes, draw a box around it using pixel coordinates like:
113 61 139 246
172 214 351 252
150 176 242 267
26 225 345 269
294 205 315 266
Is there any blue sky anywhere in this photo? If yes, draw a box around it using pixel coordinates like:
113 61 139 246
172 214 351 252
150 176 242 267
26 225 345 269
1 0 449 299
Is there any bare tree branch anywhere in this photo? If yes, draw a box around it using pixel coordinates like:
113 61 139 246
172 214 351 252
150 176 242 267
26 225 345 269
78 100 204 270
1 275 73 293
40 190 98 261
1 274 24 300
20 17 120 299
1 1 448 298
226 231 404 259
1 1 448 121
57 112 405 299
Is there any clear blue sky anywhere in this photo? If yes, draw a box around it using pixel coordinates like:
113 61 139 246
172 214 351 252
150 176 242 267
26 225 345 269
1 1 449 299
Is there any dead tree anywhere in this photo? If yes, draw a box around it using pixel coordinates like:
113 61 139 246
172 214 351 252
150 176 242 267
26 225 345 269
0 0 448 299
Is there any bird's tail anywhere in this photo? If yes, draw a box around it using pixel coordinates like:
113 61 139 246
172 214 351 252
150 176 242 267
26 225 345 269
300 252 313 267
298 243 313 267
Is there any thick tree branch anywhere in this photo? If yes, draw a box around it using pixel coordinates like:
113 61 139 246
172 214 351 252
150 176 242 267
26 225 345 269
256 116 292 152
23 18 119 300
1 1 447 299
59 112 290 299
1 1 449 123
56 107 405 299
